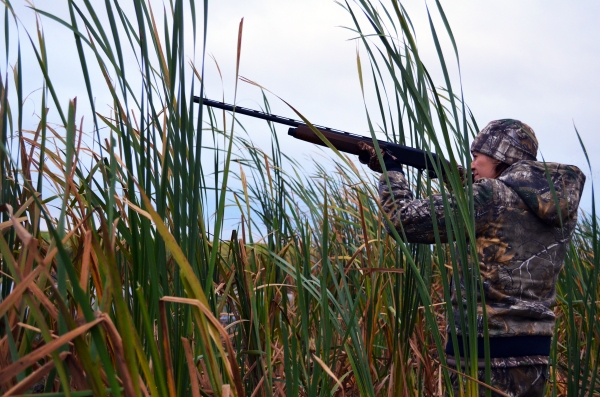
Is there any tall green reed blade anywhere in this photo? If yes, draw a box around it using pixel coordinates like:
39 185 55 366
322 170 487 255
2 0 238 394
341 1 496 394
559 126 600 396
205 18 244 293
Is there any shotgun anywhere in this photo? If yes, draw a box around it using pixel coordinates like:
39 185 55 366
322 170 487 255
194 97 443 178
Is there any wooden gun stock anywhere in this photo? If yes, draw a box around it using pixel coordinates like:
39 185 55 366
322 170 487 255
288 125 442 178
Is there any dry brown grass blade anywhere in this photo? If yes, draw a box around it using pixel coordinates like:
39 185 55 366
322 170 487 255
69 114 85 182
160 296 244 397
158 300 177 397
0 217 27 231
137 375 151 397
42 210 96 266
0 264 45 320
122 198 153 222
249 376 264 397
441 364 512 397
181 338 202 397
311 353 346 397
5 204 32 247
88 242 103 301
7 238 41 328
2 351 70 396
99 313 138 397
358 197 373 264
64 353 90 390
146 2 170 89
222 384 231 397
0 316 103 382
197 354 213 391
27 283 59 321
13 193 41 220
346 268 405 274
22 238 38 277
79 230 92 295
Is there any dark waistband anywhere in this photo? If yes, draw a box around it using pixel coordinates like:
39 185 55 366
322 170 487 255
445 335 551 358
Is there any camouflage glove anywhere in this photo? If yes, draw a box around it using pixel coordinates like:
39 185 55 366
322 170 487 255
357 141 403 174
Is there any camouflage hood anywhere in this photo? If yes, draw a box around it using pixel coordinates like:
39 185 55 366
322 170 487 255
498 160 586 227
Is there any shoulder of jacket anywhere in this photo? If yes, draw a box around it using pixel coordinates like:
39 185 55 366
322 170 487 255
472 177 519 207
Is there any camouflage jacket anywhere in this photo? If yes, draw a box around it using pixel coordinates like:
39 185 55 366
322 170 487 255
379 161 585 341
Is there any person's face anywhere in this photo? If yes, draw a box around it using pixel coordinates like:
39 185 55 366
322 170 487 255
471 152 499 181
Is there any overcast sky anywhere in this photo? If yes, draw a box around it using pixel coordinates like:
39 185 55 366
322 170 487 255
204 0 600 211
6 0 600 212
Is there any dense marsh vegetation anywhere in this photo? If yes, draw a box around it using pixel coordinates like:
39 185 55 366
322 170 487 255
0 0 598 396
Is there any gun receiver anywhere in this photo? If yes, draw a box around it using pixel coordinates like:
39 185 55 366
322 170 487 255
194 97 443 178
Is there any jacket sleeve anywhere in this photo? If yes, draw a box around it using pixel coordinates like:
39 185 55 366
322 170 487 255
378 171 493 244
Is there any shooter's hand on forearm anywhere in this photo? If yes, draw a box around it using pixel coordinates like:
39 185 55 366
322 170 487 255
357 142 403 174
442 163 468 191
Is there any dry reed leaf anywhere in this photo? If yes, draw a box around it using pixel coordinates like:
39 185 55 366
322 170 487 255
146 2 170 89
5 204 32 247
249 376 264 397
197 354 213 391
98 313 137 397
311 353 346 397
0 264 45 319
109 218 119 251
42 210 96 266
6 239 44 328
358 197 373 264
138 375 151 397
277 241 293 259
181 338 202 397
2 351 70 397
386 363 394 397
222 384 231 397
65 353 90 390
79 230 92 295
0 316 103 382
88 243 103 301
22 238 38 278
224 319 249 331
408 336 426 369
158 300 177 397
441 364 511 397
254 283 294 291
0 217 27 231
347 268 405 274
14 192 41 219
16 322 47 335
161 296 245 397
122 198 154 222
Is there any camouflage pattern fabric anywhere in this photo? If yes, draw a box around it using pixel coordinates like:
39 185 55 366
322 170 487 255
448 364 548 397
378 161 585 363
471 120 538 165
446 355 549 369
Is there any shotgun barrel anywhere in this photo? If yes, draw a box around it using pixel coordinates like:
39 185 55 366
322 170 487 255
194 96 442 177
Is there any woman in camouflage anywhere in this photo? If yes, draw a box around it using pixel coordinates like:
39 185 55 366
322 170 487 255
358 120 586 397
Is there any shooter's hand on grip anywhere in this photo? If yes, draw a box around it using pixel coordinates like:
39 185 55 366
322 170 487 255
357 142 403 174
